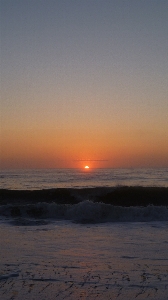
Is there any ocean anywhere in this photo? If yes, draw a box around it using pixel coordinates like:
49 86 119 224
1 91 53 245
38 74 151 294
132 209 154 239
1 168 168 190
0 168 168 299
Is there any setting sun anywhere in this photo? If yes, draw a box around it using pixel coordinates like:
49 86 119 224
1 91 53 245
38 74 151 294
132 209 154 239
84 166 89 169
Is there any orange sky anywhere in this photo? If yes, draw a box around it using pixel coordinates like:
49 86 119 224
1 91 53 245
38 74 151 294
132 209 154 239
1 1 168 169
1 124 168 169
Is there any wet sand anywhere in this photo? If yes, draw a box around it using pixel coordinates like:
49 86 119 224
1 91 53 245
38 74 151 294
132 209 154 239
0 221 168 299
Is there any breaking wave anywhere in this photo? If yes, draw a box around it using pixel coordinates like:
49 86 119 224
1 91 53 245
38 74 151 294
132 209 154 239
0 187 168 224
0 200 168 224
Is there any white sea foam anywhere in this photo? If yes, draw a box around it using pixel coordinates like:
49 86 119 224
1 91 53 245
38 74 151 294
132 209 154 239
0 201 168 224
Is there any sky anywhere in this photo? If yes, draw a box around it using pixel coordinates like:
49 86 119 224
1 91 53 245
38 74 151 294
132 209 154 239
1 0 168 169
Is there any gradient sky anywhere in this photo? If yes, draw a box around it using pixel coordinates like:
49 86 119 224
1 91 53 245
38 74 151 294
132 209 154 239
1 0 168 169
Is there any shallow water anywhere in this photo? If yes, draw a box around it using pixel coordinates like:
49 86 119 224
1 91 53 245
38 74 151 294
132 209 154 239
0 220 168 299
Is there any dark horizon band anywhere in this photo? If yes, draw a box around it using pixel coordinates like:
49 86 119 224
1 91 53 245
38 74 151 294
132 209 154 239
73 159 108 162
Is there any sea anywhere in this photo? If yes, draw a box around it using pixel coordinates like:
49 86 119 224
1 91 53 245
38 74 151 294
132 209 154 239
0 168 168 299
1 167 168 190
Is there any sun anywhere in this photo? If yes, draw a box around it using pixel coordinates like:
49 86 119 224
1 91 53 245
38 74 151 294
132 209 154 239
84 165 89 169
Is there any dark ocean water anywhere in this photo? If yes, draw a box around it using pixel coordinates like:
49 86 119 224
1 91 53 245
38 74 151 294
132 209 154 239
0 168 168 223
0 168 168 190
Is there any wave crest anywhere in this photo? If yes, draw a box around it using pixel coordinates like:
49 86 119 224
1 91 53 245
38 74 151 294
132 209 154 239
0 200 168 224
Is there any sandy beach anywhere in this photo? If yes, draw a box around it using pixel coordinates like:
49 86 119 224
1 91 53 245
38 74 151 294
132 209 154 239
0 220 168 299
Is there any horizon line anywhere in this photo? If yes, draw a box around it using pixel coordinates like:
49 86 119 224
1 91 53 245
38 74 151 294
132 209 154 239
73 159 109 162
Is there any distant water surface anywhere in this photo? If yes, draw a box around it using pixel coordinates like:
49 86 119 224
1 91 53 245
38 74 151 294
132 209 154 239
0 168 167 190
